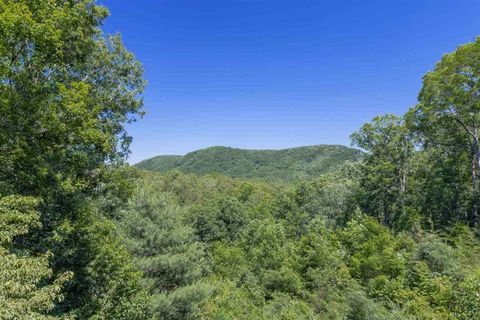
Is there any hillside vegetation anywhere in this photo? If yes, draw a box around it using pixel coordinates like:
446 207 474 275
135 145 363 182
2 1 480 319
117 169 480 319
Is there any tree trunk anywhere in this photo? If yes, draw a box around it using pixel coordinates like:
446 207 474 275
399 168 407 226
470 140 480 227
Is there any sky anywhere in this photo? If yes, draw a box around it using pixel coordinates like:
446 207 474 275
99 0 480 164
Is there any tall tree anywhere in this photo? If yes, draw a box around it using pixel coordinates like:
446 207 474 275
351 114 415 229
0 0 147 317
408 37 480 227
117 175 211 320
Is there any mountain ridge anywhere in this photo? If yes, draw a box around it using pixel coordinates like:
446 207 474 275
134 144 363 182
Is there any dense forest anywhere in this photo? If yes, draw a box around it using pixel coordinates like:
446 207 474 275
1 1 480 319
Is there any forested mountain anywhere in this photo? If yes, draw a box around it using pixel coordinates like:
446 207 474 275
135 145 363 182
2 1 480 319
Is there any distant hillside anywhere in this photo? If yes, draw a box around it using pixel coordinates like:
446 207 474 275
134 145 363 182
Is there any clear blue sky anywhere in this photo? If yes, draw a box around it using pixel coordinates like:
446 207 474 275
99 0 480 164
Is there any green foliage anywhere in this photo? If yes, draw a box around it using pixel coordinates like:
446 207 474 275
117 174 212 319
0 195 71 319
127 170 480 319
454 267 480 319
408 37 480 227
294 165 360 226
191 196 248 242
340 216 407 283
135 145 363 182
408 148 471 228
2 1 480 318
0 0 148 318
351 114 416 229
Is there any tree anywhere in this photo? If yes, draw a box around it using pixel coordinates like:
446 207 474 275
408 148 471 228
117 177 211 320
0 0 147 316
294 164 360 228
0 195 71 319
408 37 480 227
339 216 406 283
351 114 415 228
190 196 248 243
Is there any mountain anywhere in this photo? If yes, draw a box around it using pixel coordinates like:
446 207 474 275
134 145 363 182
